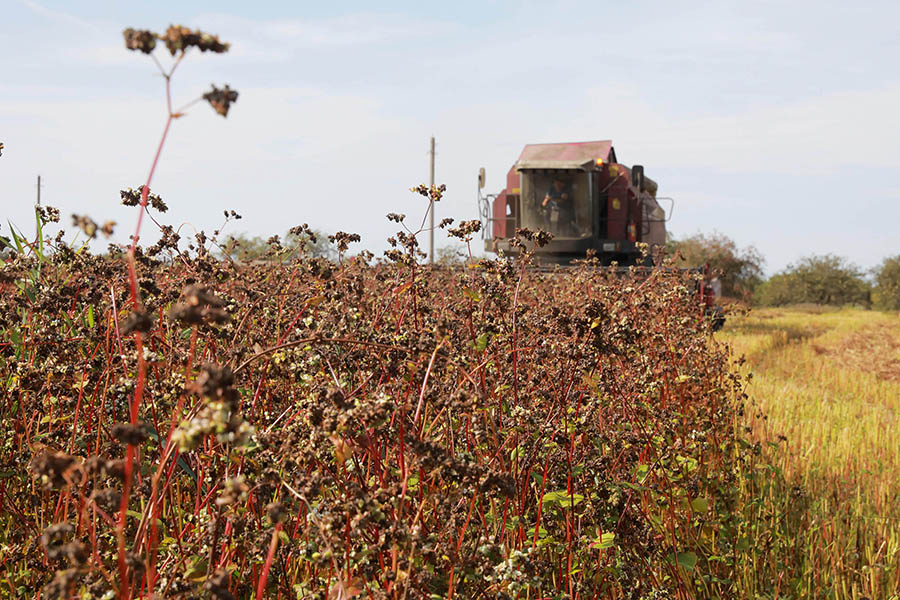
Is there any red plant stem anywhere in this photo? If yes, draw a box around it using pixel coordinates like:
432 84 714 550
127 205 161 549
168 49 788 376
456 493 477 554
128 115 173 268
68 341 102 452
413 340 442 430
509 259 527 408
257 522 283 599
118 68 177 597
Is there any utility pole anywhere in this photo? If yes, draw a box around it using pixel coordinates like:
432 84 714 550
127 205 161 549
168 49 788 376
428 136 435 265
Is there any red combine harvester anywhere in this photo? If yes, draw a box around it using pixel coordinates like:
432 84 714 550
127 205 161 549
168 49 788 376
477 140 671 266
477 140 724 329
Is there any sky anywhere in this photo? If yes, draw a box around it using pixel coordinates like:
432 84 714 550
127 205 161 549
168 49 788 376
2 0 899 274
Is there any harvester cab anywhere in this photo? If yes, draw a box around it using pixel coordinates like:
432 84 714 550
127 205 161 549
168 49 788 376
478 140 672 265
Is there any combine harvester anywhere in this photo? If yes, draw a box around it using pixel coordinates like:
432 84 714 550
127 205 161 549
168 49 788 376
476 140 723 328
477 140 670 265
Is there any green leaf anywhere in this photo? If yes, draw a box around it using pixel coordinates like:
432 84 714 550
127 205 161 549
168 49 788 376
7 221 24 254
87 305 94 329
620 481 648 492
474 332 490 352
34 207 44 263
526 525 549 541
541 490 585 507
675 455 699 471
676 551 698 571
690 497 709 513
590 532 616 549
127 510 164 530
634 463 650 483
185 556 209 582
462 288 482 302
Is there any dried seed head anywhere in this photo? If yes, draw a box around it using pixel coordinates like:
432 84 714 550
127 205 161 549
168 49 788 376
111 422 149 446
90 488 122 512
40 523 74 551
39 523 87 565
204 569 235 600
149 192 167 213
103 459 127 481
203 84 239 117
448 219 482 240
120 188 141 206
328 231 361 253
30 450 80 489
121 311 153 335
215 476 249 507
120 186 166 212
170 285 229 325
191 363 235 398
410 183 446 202
123 28 157 54
49 541 88 565
83 455 104 476
71 214 98 239
266 501 287 524
100 220 116 238
159 25 230 56
125 551 145 574
36 206 61 224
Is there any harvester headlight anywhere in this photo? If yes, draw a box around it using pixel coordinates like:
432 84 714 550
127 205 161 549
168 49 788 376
595 158 605 166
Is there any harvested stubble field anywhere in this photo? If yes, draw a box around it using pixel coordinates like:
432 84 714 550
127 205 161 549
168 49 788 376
722 307 900 600
0 236 765 599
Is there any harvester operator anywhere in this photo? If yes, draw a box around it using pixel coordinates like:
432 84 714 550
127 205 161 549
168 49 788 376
541 176 575 235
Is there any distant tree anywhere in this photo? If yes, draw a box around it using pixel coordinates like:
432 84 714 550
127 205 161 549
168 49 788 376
219 234 270 261
668 231 764 299
285 228 337 261
219 228 336 262
436 243 467 265
755 254 870 307
873 254 900 310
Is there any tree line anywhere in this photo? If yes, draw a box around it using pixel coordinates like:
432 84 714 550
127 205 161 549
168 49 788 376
669 232 900 310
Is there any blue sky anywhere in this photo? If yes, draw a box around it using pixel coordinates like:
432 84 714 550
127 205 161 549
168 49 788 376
2 0 899 273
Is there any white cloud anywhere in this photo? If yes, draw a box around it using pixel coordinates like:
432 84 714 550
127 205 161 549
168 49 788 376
187 12 456 63
540 84 900 174
20 0 101 33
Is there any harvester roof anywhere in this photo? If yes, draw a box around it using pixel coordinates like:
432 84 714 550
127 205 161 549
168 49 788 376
515 140 616 171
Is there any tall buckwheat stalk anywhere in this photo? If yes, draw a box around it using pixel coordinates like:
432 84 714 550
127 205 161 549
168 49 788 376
118 24 237 599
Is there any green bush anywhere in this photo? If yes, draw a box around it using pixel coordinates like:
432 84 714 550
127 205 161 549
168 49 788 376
755 254 870 307
668 231 764 299
873 254 900 310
